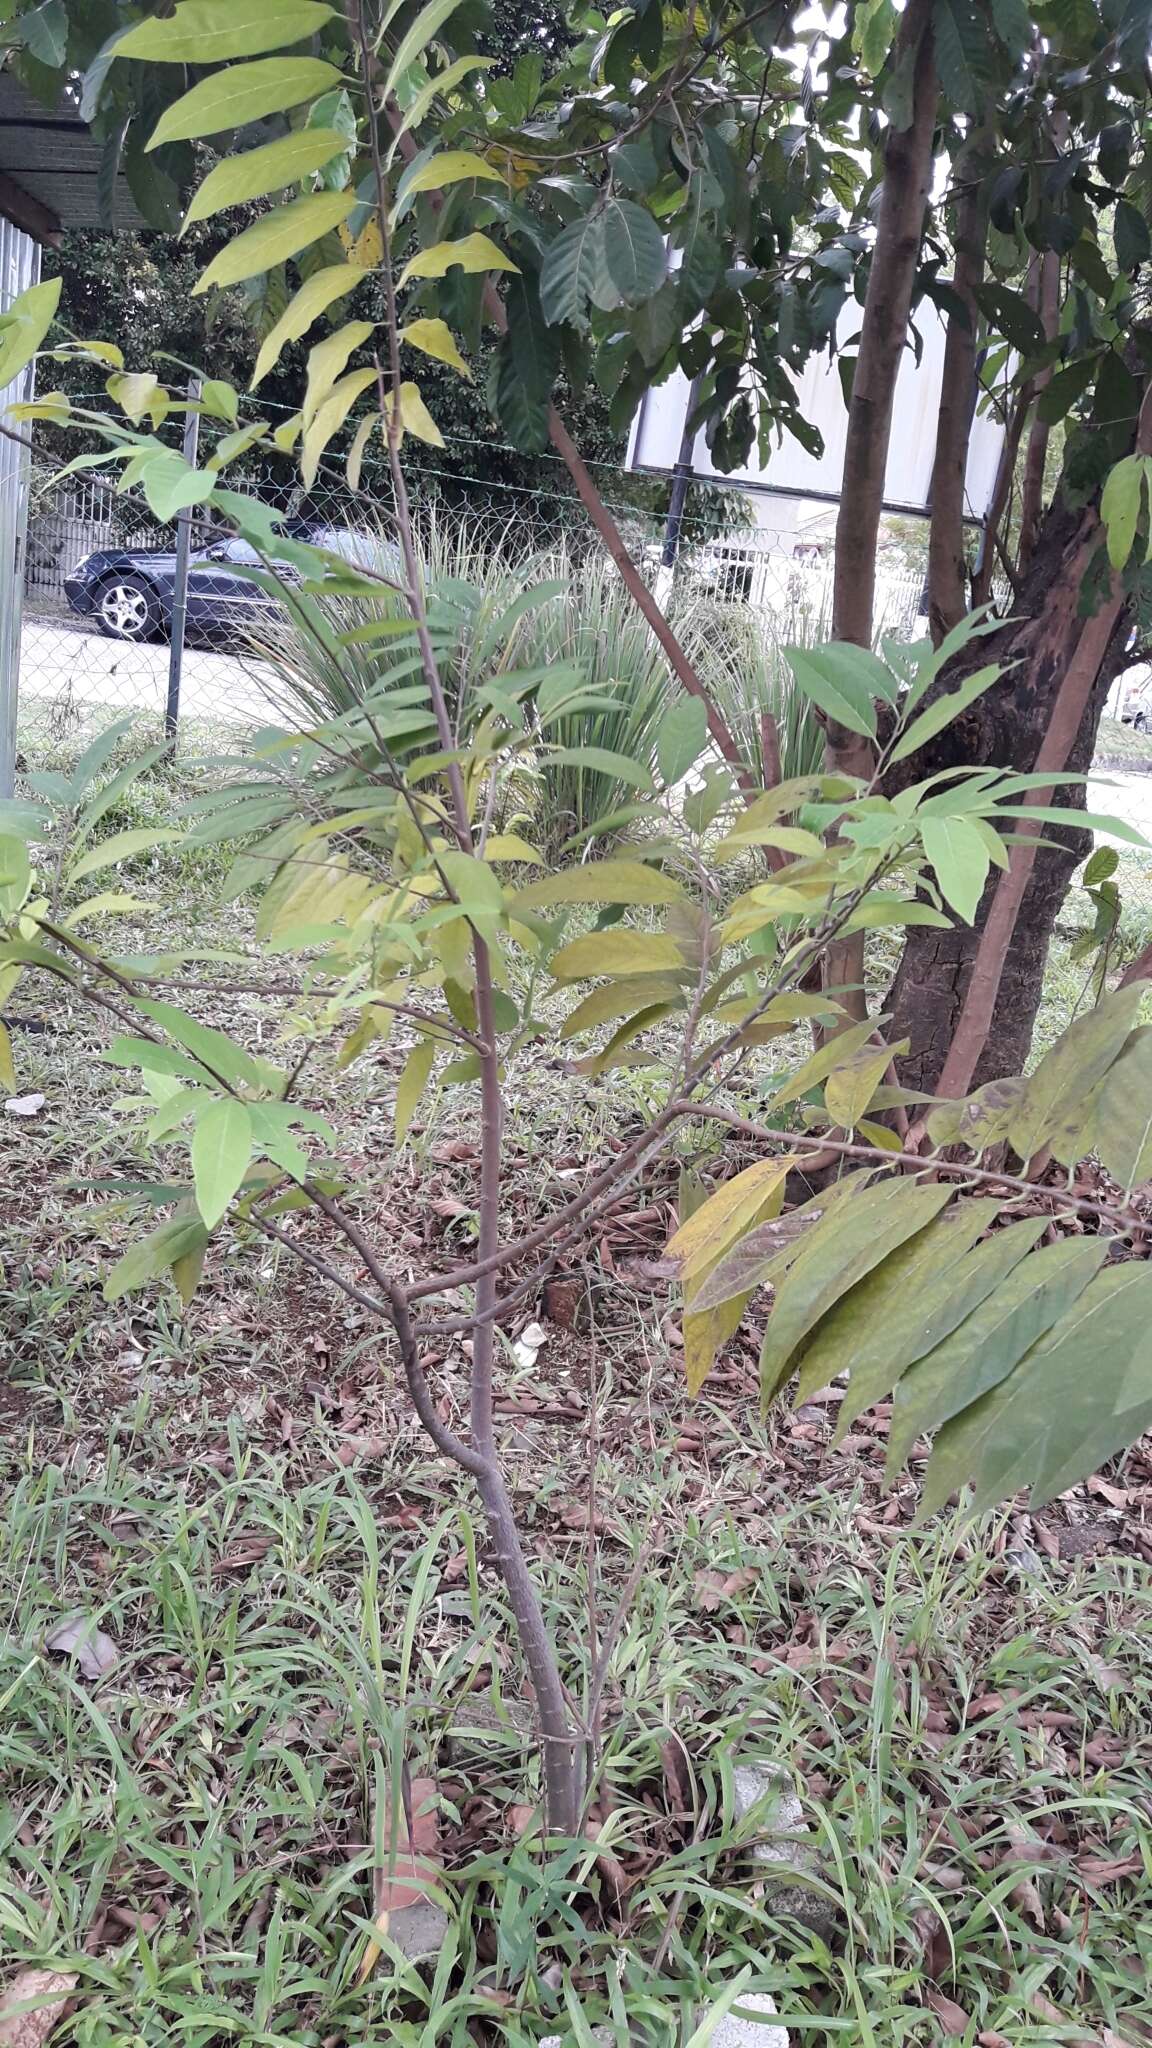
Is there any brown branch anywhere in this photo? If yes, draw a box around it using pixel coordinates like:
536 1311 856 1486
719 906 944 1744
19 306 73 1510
1017 248 1062 575
931 381 1152 1108
673 1103 1144 1234
927 150 987 642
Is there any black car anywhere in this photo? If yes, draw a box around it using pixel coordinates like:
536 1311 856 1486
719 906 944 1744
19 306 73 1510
63 524 393 643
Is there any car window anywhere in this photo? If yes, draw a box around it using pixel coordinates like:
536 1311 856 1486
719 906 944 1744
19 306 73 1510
223 538 262 566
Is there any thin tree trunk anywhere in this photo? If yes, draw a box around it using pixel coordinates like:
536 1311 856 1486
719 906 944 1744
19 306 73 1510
1017 250 1061 573
927 160 986 642
826 0 937 1018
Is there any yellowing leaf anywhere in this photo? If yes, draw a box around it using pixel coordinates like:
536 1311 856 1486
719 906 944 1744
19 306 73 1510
823 1042 900 1130
340 214 384 270
0 1017 15 1093
345 411 377 491
764 1016 881 1113
400 316 471 378
485 833 544 864
194 191 355 295
301 367 378 487
386 56 496 165
116 0 335 62
303 319 376 425
398 232 519 287
549 931 686 982
684 1289 750 1398
253 264 358 386
668 1159 790 1288
147 56 343 149
388 381 444 448
183 128 351 229
511 859 683 911
0 277 60 389
396 1039 436 1144
394 149 505 215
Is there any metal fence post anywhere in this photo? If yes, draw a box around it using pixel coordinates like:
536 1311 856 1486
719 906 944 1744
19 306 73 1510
165 376 201 745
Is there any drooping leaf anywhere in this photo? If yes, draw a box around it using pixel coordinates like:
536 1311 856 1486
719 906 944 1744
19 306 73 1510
0 278 62 389
116 0 334 61
1007 981 1143 1164
67 825 182 884
104 1215 210 1301
1091 1029 1152 1191
657 697 709 787
802 1200 1012 1425
183 129 350 228
922 1263 1152 1514
560 973 688 1039
146 56 343 148
920 815 991 923
390 381 445 448
393 150 505 218
191 1096 253 1229
193 191 355 294
252 264 358 385
885 1233 1108 1476
395 1038 437 1144
400 317 471 378
301 367 378 486
382 0 472 99
783 643 883 739
510 860 682 911
823 1041 900 1129
303 320 375 424
600 197 666 304
763 1016 882 1113
668 1159 791 1289
0 835 32 918
759 1178 955 1405
1101 453 1147 570
539 209 608 331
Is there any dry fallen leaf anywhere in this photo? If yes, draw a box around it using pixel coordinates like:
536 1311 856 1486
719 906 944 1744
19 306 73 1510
1078 1851 1144 1884
925 1988 972 2037
44 1614 118 1681
357 1774 442 1984
977 2032 1013 2048
0 1970 77 2047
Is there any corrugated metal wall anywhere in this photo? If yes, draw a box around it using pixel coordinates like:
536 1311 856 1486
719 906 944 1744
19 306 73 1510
0 214 41 797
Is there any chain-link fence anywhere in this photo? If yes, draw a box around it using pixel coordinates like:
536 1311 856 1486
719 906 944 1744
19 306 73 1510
11 440 930 771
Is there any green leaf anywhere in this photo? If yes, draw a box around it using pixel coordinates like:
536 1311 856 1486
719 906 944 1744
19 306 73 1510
191 1097 253 1229
0 278 62 389
1089 1030 1152 1191
886 1233 1107 1476
919 815 991 923
1114 197 1151 274
1036 355 1097 427
300 367 377 486
890 664 1002 764
1101 454 1147 570
139 455 217 523
0 835 31 918
823 1042 898 1129
436 851 504 920
146 56 343 148
510 860 682 911
799 1200 1012 1424
67 825 182 884
784 644 881 739
1007 981 1144 1164
252 264 358 385
539 210 607 332
545 746 654 790
690 1176 880 1314
385 55 495 165
134 998 274 1094
549 931 687 982
763 1016 881 1113
657 697 708 787
395 1038 436 1144
382 0 471 99
398 233 519 287
19 0 67 67
933 0 995 112
600 198 665 305
194 191 355 294
183 129 351 229
560 973 687 1039
760 1178 956 1405
104 1216 209 1303
393 149 504 219
116 1 333 61
922 1263 1152 1516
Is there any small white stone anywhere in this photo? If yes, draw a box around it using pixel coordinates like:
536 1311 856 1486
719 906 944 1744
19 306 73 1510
4 1092 45 1117
388 1898 448 1960
706 1989 789 2048
512 1320 549 1367
730 1760 839 1935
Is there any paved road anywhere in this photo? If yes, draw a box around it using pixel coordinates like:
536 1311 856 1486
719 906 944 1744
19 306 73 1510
20 610 283 738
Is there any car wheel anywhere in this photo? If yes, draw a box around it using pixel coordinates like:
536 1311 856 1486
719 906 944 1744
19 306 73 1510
1135 711 1148 732
95 575 161 642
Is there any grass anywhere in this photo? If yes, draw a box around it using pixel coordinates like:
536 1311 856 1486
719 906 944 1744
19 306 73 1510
1093 717 1152 770
2 752 1151 2042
